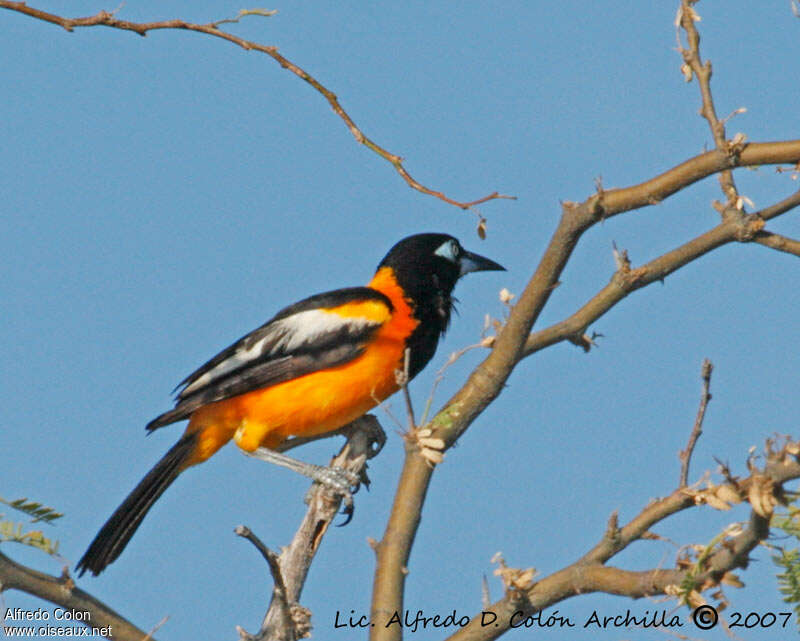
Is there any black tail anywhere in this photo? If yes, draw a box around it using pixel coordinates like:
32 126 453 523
76 432 198 577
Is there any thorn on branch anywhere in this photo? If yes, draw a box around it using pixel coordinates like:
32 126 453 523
235 625 255 641
367 536 379 553
142 616 169 641
734 194 754 212
721 107 747 126
481 574 492 609
604 510 620 543
612 241 630 272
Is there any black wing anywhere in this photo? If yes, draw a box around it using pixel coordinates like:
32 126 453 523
146 287 393 431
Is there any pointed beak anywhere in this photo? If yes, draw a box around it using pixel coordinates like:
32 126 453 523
459 249 506 277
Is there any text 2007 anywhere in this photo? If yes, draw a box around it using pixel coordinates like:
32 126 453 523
729 611 793 628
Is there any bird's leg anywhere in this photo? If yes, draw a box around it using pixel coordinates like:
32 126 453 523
245 447 361 509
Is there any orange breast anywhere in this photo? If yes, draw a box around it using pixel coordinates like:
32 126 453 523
183 267 417 464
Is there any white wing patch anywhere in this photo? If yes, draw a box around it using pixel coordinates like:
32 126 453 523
180 309 380 395
270 309 378 352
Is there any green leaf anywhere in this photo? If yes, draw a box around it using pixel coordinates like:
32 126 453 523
771 505 800 628
0 519 60 555
0 496 63 523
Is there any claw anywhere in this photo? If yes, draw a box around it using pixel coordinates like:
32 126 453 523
358 466 371 490
336 501 355 527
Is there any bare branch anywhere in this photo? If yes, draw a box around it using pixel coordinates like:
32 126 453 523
586 141 800 223
678 0 741 206
235 526 295 641
0 551 154 641
679 359 713 487
522 188 800 359
0 1 513 211
753 230 800 258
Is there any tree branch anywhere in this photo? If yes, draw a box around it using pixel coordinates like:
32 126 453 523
678 0 742 207
521 188 800 358
443 436 800 641
0 1 513 211
246 416 384 641
235 526 295 641
576 141 800 224
0 551 153 641
754 230 800 258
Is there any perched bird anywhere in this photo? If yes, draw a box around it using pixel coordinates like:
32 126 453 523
76 233 504 576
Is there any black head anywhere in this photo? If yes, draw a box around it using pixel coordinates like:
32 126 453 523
376 233 504 377
378 233 505 300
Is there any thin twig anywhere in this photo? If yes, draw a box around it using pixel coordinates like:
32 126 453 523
0 1 514 211
420 339 494 426
235 526 286 593
679 359 713 487
141 616 169 641
678 0 742 207
400 348 416 430
236 526 294 641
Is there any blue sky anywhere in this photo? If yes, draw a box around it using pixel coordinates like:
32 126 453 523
2 2 799 640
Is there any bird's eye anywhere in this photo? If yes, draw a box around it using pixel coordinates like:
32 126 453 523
434 239 460 263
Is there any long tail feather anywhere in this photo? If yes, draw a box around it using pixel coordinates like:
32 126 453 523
76 432 197 576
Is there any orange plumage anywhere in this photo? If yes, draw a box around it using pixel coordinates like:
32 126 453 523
183 267 417 461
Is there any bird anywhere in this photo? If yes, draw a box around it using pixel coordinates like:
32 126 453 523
76 232 504 576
